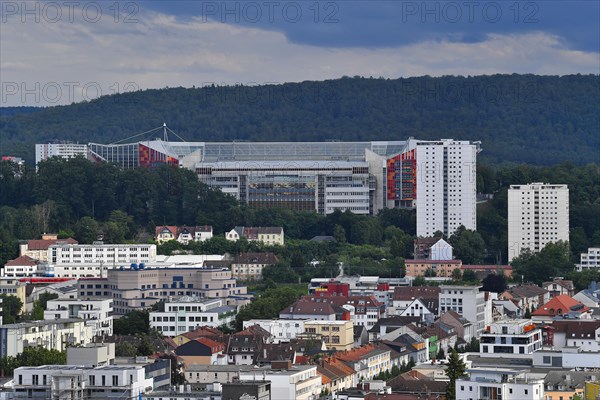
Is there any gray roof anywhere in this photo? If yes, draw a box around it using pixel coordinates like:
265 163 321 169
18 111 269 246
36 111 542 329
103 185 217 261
544 371 600 389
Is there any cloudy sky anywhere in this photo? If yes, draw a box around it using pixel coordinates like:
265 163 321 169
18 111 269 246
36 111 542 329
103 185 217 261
1 0 598 106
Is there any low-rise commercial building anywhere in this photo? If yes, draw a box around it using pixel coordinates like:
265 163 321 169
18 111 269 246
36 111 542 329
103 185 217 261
405 259 462 278
12 364 154 399
77 266 248 315
150 297 236 335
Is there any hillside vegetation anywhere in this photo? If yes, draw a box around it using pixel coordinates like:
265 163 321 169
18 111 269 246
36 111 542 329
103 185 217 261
1 74 598 165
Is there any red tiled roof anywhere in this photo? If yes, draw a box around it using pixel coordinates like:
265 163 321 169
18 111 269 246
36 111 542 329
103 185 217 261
196 337 225 353
532 294 589 316
155 226 178 238
26 238 77 250
393 286 441 301
5 255 37 266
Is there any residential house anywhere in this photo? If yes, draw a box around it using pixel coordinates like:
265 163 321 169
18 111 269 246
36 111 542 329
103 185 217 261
573 281 600 308
317 357 357 395
479 320 542 357
335 344 392 381
155 225 214 245
225 226 285 246
243 319 307 343
438 311 476 343
531 294 591 323
387 370 448 398
500 284 550 315
368 316 421 342
543 278 575 298
0 319 93 357
391 286 440 318
226 325 271 365
230 252 278 280
380 327 429 364
307 294 386 328
456 368 544 400
413 237 448 260
303 320 354 351
551 320 600 351
169 326 224 348
174 337 226 366
544 371 600 400
279 299 342 321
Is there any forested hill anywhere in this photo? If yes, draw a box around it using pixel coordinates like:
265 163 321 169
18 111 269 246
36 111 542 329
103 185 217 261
1 74 598 165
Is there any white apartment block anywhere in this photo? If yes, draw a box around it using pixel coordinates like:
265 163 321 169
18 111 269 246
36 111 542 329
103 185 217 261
243 319 307 343
439 285 486 333
49 243 157 265
577 247 600 271
457 368 544 400
44 299 113 337
13 364 153 400
508 183 569 262
35 142 88 167
415 140 478 237
480 320 543 357
240 365 322 400
149 297 236 335
0 319 93 358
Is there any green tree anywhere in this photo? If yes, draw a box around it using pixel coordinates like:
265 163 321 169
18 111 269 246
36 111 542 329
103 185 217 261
445 349 468 400
38 292 59 309
115 342 138 357
449 226 486 264
74 216 100 243
31 300 45 320
512 241 573 285
0 294 23 324
113 310 150 335
451 268 462 281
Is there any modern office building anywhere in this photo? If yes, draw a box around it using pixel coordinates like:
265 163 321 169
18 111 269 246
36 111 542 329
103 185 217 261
149 296 236 335
88 136 480 222
77 266 249 315
35 142 88 167
508 183 569 262
479 320 543 356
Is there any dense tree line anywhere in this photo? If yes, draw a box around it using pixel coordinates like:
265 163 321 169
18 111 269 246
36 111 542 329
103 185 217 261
0 347 65 376
0 157 598 284
1 75 598 166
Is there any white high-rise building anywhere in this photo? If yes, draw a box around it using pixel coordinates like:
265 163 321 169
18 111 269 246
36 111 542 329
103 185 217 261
35 142 88 167
415 140 479 237
508 183 569 262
